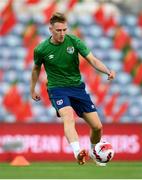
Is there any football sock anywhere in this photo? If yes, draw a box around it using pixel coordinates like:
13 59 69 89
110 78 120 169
70 141 80 159
90 143 96 155
91 143 95 151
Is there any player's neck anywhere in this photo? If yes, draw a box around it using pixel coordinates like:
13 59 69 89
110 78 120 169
50 37 60 45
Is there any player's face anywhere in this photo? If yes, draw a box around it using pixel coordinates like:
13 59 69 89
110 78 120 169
50 22 67 44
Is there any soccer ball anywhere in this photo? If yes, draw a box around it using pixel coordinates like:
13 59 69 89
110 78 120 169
93 141 114 164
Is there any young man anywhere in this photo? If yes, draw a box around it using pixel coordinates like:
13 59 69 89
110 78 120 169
30 12 115 165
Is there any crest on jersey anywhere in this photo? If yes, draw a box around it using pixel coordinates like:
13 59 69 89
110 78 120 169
67 46 74 54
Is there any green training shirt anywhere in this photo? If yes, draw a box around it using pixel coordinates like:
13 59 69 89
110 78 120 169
34 34 90 89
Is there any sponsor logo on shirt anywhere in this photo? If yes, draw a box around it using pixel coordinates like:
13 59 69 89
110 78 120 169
67 46 74 54
48 54 54 59
56 99 63 105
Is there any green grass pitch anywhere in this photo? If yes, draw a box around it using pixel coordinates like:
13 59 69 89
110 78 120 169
0 161 142 179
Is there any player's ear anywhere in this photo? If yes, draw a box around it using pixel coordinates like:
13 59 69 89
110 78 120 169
49 24 53 32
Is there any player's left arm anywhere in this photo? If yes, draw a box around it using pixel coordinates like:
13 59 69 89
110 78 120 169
85 52 116 80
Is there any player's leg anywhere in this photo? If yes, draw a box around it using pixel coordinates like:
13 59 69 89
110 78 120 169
58 106 78 143
48 85 87 164
82 111 102 146
58 106 87 165
82 112 106 166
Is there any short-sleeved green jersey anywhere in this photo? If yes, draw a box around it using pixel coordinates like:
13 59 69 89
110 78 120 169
34 34 90 89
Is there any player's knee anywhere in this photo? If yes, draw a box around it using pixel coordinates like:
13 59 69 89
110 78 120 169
63 117 75 133
91 123 102 132
64 117 75 128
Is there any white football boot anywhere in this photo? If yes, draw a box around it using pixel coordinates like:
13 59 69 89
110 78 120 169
89 150 106 167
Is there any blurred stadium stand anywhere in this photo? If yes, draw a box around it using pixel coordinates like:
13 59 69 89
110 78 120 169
0 0 142 123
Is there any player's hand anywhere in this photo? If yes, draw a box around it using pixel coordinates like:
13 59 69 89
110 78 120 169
31 91 41 101
107 70 116 80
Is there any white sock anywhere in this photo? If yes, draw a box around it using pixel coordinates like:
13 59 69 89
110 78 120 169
89 143 96 160
90 143 95 154
91 143 95 150
70 141 80 159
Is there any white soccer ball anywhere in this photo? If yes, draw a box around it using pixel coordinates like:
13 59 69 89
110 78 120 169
93 141 114 164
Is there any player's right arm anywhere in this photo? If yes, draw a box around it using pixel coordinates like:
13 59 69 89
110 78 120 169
30 64 41 101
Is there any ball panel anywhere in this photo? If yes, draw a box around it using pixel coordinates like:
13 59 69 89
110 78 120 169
93 142 114 163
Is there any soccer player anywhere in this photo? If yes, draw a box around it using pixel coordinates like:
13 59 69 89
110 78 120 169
30 12 115 165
